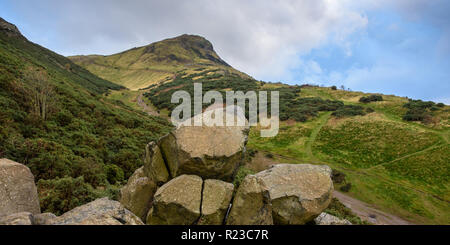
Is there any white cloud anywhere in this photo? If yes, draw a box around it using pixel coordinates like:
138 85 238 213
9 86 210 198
6 0 368 80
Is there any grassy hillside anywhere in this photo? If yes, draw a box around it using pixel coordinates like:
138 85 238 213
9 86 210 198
14 16 449 224
247 86 449 224
69 34 250 90
0 18 172 215
137 62 449 223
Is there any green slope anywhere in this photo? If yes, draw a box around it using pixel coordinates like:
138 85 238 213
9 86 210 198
69 34 250 90
248 86 449 224
0 17 172 215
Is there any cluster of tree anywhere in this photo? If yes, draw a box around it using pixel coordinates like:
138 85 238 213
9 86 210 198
359 95 383 103
402 99 444 123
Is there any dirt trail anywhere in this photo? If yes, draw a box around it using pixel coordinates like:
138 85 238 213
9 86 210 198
333 191 413 225
137 93 159 116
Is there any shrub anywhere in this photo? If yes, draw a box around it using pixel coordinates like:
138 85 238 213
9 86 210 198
265 153 274 159
105 164 125 185
359 95 383 103
366 107 375 113
340 183 352 192
331 86 337 90
331 169 346 184
37 176 98 216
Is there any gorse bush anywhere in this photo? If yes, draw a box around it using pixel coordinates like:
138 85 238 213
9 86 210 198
145 73 365 123
37 176 98 216
402 99 440 123
359 95 383 103
0 28 172 215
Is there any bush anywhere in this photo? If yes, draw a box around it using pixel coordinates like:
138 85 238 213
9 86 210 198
105 164 125 185
331 169 346 184
331 86 337 90
366 107 375 113
340 183 352 192
37 176 98 216
265 153 274 159
359 95 383 103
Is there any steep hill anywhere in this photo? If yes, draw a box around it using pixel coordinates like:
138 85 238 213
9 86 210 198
69 34 250 90
140 69 449 224
0 17 172 215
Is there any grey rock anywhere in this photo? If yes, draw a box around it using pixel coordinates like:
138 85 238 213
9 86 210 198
255 164 334 225
0 158 41 217
146 175 203 225
0 212 34 225
119 167 156 221
314 212 352 225
226 175 273 225
49 198 143 225
198 179 234 225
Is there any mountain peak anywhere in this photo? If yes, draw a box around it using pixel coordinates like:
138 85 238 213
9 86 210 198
0 17 22 37
141 34 230 67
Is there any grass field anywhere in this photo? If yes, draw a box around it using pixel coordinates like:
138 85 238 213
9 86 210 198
247 87 450 224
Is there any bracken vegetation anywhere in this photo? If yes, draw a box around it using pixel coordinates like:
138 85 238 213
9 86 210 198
0 29 172 214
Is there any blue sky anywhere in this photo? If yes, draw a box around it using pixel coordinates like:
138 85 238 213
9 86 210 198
1 0 449 103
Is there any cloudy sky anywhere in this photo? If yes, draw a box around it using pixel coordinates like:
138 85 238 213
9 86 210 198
1 0 449 103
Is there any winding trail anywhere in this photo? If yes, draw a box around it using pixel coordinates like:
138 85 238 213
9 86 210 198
137 93 159 116
333 191 413 225
305 112 331 163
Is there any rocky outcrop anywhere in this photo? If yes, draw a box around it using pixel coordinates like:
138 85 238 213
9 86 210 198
226 175 273 225
0 158 41 217
33 213 57 225
255 164 333 225
0 17 22 37
198 179 234 225
314 213 352 225
146 175 203 225
0 212 34 225
49 198 143 225
158 133 179 178
158 106 249 181
144 142 170 184
119 167 157 221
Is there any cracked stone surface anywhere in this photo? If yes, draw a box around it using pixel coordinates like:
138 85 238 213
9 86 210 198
255 164 334 225
146 175 203 225
0 158 41 217
49 198 143 225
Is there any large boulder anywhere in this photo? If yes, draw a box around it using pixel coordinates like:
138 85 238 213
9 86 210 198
119 167 157 221
314 212 352 225
198 179 234 225
144 141 170 184
159 106 249 181
226 175 273 225
49 198 143 225
0 158 41 217
146 175 203 225
0 212 34 225
255 164 333 225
